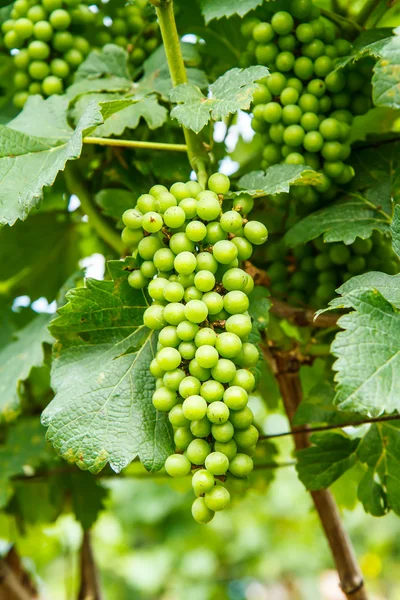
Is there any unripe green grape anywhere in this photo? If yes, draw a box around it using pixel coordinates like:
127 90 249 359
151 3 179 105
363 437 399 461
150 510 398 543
157 347 181 371
263 102 282 124
225 314 252 339
229 406 254 430
212 421 234 442
137 194 156 213
271 11 294 35
233 194 254 215
140 261 157 279
195 252 218 274
194 270 215 292
200 379 225 402
202 292 224 315
207 401 230 424
204 485 230 511
149 185 168 198
189 359 211 382
148 277 167 301
169 181 189 200
155 191 177 213
244 221 268 245
303 131 324 152
184 286 203 302
278 33 297 51
179 197 198 219
211 359 236 383
169 404 189 427
13 91 29 108
208 173 230 195
174 427 194 450
182 394 208 420
232 369 255 392
222 268 247 292
215 332 242 359
223 291 249 315
165 454 191 477
231 237 253 260
191 417 212 438
229 453 254 477
192 469 215 496
213 240 238 265
177 273 195 288
141 211 163 233
195 345 219 369
28 40 50 60
53 31 74 51
164 281 185 303
128 270 148 289
64 48 83 67
163 302 186 326
49 9 71 30
253 22 274 43
191 497 214 524
186 438 211 465
152 386 177 411
205 222 226 244
269 123 285 144
186 221 207 242
236 343 259 368
170 232 195 254
184 299 208 323
163 206 186 228
179 376 201 399
159 326 180 348
196 192 221 221
220 210 243 233
13 71 30 90
294 56 314 80
205 451 229 475
256 42 279 65
178 341 196 360
234 424 259 448
14 17 33 39
296 23 314 43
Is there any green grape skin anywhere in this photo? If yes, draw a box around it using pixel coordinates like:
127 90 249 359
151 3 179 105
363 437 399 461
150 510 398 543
176 320 199 342
234 424 259 448
231 369 255 393
204 485 230 511
207 401 230 424
182 395 208 421
212 421 235 442
195 327 217 347
174 427 194 450
192 469 215 496
143 305 166 330
152 386 177 412
189 359 211 382
223 386 249 410
200 380 225 402
186 438 211 465
208 173 230 195
165 454 191 477
215 332 242 359
223 291 249 315
225 314 252 338
169 404 190 428
163 368 186 391
211 359 236 383
190 417 212 438
179 376 201 399
191 497 215 524
195 345 219 369
205 451 229 475
214 440 238 461
229 406 254 430
228 454 254 477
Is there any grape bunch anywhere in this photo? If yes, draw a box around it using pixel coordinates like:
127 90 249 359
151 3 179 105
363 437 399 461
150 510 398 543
120 174 268 524
265 233 400 307
242 0 372 203
2 0 160 108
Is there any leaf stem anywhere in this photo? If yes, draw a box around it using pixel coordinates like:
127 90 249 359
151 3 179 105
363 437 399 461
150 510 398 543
83 137 188 152
259 413 400 441
153 0 209 188
319 7 363 34
353 0 383 25
64 164 125 255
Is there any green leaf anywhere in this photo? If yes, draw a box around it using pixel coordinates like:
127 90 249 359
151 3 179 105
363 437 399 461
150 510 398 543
0 417 57 508
0 313 53 422
373 32 400 109
350 140 400 205
296 433 359 490
320 271 400 314
74 43 131 81
200 0 263 22
285 199 390 247
96 188 134 220
293 382 361 426
170 66 269 133
72 94 167 138
0 212 81 301
67 77 132 102
391 204 400 258
69 472 108 530
335 29 393 70
0 95 132 227
42 259 174 474
237 165 321 197
332 290 400 416
248 286 272 332
357 423 400 515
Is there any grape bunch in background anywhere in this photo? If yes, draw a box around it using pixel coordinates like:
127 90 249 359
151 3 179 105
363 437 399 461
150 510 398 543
242 0 372 205
2 0 159 108
120 174 267 523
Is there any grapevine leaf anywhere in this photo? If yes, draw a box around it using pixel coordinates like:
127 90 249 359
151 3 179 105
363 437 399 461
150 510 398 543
391 204 400 258
335 29 393 70
296 433 359 490
69 473 108 530
285 199 390 247
318 272 400 314
237 165 321 197
293 382 362 426
373 32 400 109
357 423 400 515
332 290 400 416
74 43 131 81
350 140 400 205
0 417 57 508
248 286 272 332
42 259 174 475
170 66 269 133
0 314 53 422
67 78 132 101
200 0 263 22
95 188 134 220
72 94 168 137
0 212 81 301
0 95 133 227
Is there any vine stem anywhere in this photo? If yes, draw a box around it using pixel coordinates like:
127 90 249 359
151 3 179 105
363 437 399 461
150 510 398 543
263 346 368 600
152 0 209 188
64 164 125 255
78 531 103 600
259 412 400 441
83 137 188 152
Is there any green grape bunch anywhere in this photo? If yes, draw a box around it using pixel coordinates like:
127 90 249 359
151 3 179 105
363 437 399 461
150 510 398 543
120 174 268 524
242 0 373 205
2 0 160 108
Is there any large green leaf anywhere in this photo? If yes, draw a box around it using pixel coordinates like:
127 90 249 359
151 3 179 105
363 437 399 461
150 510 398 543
0 417 57 508
0 95 132 227
296 433 359 490
238 165 321 197
170 66 269 133
335 29 393 70
0 212 80 301
350 140 400 206
0 313 53 422
72 94 167 137
357 423 400 515
332 290 400 416
74 43 131 81
391 204 400 258
200 0 263 23
373 32 400 109
285 199 390 247
42 259 174 474
320 271 400 313
95 188 134 220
